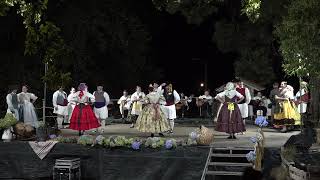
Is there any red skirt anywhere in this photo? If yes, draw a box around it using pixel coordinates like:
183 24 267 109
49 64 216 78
70 104 100 130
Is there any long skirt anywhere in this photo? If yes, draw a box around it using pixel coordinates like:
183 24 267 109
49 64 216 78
22 102 39 128
69 104 100 131
273 100 301 126
215 102 245 134
135 104 170 133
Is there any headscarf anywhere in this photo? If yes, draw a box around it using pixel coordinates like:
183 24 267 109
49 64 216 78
224 82 236 98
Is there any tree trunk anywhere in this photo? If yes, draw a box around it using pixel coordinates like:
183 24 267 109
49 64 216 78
309 76 320 127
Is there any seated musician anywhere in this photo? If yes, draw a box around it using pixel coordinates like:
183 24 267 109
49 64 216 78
176 93 191 119
198 90 213 118
252 92 268 117
117 90 131 119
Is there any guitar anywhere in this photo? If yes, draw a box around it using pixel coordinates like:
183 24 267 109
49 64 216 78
196 98 213 107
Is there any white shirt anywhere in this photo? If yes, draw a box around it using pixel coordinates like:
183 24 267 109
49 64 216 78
118 95 131 104
69 91 95 104
52 90 68 108
6 93 16 109
199 95 213 100
131 91 146 102
215 90 243 101
18 92 38 103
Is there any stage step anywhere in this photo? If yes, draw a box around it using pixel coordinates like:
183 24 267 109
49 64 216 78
208 162 252 167
206 171 243 176
201 147 253 180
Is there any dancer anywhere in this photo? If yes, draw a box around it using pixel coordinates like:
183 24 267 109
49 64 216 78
117 90 131 119
67 87 76 126
234 78 251 134
274 81 301 132
215 82 246 139
18 85 39 128
295 81 309 114
162 83 180 133
136 85 170 137
269 82 280 124
52 86 69 129
69 83 100 135
6 85 19 120
130 86 145 128
93 85 110 133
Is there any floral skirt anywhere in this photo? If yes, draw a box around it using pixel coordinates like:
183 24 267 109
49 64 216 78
135 104 170 133
273 101 301 126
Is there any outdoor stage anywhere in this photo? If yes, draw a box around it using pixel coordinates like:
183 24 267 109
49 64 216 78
0 122 300 180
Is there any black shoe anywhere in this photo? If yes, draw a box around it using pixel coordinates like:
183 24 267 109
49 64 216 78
232 135 237 139
159 133 164 137
227 135 233 139
151 133 154 137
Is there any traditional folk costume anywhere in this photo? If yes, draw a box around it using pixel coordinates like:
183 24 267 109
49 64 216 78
273 84 301 131
130 89 145 128
93 89 110 132
69 84 100 135
6 88 19 120
117 94 131 119
236 85 251 120
52 89 69 129
135 91 170 136
18 91 39 128
67 88 76 124
162 84 180 133
295 82 309 114
215 82 246 139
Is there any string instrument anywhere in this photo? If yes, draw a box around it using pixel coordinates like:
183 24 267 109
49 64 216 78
196 98 213 107
175 99 189 110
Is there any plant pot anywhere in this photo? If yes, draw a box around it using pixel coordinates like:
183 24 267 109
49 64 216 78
36 127 48 142
2 127 13 142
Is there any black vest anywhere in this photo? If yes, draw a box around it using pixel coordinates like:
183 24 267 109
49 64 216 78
11 94 18 109
164 90 175 105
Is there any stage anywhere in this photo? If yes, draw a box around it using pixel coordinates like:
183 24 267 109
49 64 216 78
0 123 300 180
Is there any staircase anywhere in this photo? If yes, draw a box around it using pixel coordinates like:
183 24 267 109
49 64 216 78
201 147 254 180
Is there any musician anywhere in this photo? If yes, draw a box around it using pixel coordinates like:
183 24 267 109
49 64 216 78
234 78 251 127
162 83 180 133
117 90 131 119
176 93 190 119
130 86 145 128
198 90 213 118
6 85 19 120
93 85 110 133
269 82 280 123
252 92 268 117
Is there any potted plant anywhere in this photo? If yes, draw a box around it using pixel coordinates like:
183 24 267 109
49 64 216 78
36 121 48 142
0 112 18 142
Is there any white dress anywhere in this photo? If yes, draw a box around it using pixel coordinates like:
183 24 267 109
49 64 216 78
52 90 68 116
18 92 39 128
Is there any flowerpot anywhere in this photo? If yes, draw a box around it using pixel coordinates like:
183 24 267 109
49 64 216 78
36 127 48 142
2 127 13 142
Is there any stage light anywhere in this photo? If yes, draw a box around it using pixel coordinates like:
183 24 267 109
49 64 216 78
200 83 204 87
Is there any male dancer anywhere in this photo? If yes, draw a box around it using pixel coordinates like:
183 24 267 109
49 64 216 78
6 85 19 120
52 86 69 129
234 78 251 134
93 85 110 133
130 86 145 128
162 84 180 133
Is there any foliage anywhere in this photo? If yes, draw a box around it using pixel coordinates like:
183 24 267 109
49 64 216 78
56 136 78 143
275 0 320 78
0 113 18 129
152 0 223 24
77 135 95 146
281 145 296 162
241 0 261 22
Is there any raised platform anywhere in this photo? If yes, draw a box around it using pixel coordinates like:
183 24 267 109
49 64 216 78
0 142 209 180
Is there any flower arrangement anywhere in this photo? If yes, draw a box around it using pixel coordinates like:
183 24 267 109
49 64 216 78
131 141 141 150
0 113 18 129
145 137 165 149
246 151 257 162
55 136 78 143
77 135 94 146
165 139 177 149
255 116 268 127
